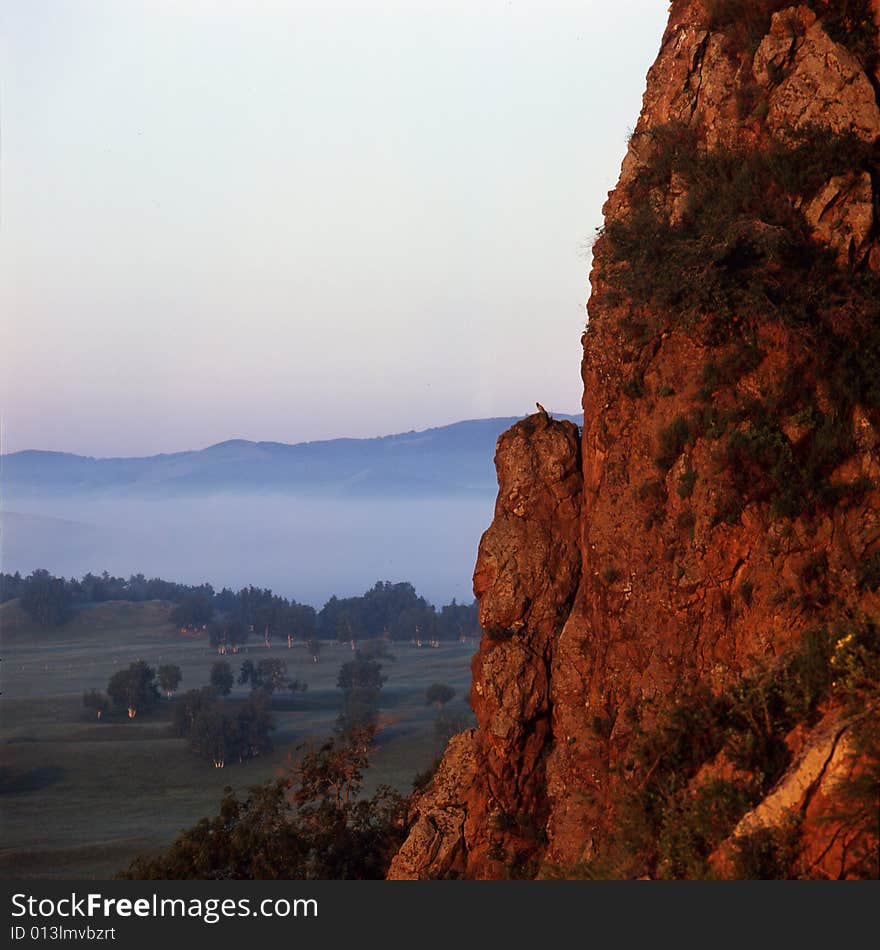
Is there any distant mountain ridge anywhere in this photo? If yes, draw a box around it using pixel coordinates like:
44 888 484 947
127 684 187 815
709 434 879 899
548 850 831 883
2 414 583 499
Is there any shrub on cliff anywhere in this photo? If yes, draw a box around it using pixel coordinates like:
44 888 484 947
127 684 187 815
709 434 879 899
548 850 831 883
599 123 880 521
576 622 878 879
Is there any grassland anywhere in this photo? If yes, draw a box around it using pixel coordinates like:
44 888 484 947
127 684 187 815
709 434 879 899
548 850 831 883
0 599 476 879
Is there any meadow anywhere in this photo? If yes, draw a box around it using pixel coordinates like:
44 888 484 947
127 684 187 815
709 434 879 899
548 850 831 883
0 600 476 879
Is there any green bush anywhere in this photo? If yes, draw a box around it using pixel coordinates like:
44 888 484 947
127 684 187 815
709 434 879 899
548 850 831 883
857 552 880 593
712 493 743 527
622 375 646 399
677 468 698 499
826 623 880 877
676 509 696 537
730 818 802 879
658 779 758 879
699 344 764 400
580 623 862 879
595 124 880 485
656 415 692 470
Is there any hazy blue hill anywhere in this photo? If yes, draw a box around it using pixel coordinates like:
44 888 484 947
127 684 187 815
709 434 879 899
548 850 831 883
3 414 582 500
1 414 582 605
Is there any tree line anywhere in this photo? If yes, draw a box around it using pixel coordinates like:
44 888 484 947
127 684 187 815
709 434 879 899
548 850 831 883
2 570 479 642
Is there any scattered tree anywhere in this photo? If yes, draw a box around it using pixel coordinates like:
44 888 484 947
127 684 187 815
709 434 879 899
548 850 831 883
210 660 234 696
157 664 182 698
239 658 295 694
173 686 218 736
337 650 388 734
172 688 274 768
106 660 160 719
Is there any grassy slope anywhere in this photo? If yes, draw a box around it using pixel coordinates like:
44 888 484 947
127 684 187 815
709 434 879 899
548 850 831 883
0 600 475 878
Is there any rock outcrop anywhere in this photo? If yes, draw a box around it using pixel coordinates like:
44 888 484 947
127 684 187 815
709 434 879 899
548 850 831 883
389 412 581 879
390 0 880 879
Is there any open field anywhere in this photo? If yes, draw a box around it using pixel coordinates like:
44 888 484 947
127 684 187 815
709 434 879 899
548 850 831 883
0 600 476 879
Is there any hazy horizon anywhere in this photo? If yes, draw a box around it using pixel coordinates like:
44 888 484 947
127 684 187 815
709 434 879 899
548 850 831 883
3 407 581 458
2 494 491 607
1 0 667 458
1 414 530 605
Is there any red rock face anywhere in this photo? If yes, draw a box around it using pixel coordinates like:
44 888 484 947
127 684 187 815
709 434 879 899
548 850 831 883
389 1 880 879
389 412 581 879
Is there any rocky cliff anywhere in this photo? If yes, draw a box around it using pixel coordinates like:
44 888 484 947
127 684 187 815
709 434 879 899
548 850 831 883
389 0 880 880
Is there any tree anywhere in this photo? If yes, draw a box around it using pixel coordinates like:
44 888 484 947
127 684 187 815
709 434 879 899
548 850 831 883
317 581 439 642
157 664 182 698
173 686 218 736
83 689 110 720
169 594 214 630
256 658 290 694
175 690 274 768
425 682 456 710
0 571 25 603
337 651 388 735
106 661 160 719
285 601 317 641
337 654 387 693
233 691 274 761
240 658 293 694
190 705 235 768
208 616 247 654
20 569 71 627
437 598 480 640
210 660 234 696
120 729 405 879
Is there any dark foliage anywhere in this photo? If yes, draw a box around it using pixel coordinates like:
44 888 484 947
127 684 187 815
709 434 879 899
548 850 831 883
578 622 874 879
209 661 234 696
120 730 406 879
172 687 274 766
106 660 161 717
157 664 182 697
598 123 880 520
17 569 72 627
1 570 479 643
337 651 388 734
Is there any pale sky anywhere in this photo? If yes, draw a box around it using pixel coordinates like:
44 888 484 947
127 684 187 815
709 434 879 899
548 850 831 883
1 0 668 457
